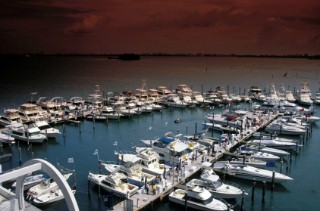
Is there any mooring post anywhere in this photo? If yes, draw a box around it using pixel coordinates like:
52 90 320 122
271 171 275 190
93 116 96 130
88 180 91 196
18 147 22 165
251 180 256 202
240 190 245 211
262 181 266 203
63 123 66 137
184 193 188 211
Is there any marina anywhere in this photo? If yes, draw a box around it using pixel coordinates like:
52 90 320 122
0 56 320 211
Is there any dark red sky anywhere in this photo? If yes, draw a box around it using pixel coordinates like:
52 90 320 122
1 0 319 54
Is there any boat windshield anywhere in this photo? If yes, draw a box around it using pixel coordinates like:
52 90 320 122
212 179 223 189
185 195 213 205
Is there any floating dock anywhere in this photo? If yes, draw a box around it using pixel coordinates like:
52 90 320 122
97 111 281 210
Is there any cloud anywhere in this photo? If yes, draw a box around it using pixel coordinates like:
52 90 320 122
65 14 102 35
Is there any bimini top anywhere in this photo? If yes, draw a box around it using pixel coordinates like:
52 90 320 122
158 136 174 144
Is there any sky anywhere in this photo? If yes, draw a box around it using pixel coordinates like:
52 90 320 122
0 0 319 55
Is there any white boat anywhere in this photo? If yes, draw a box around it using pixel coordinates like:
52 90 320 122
186 169 242 199
88 172 139 198
27 173 72 200
169 186 228 211
102 162 156 187
157 86 172 96
0 109 23 127
314 90 320 105
162 94 187 108
85 114 107 121
7 123 47 144
100 106 123 120
33 189 76 205
0 131 15 144
296 81 313 106
18 103 48 123
229 157 268 168
101 161 122 173
118 149 166 176
285 90 296 103
34 120 61 138
247 138 298 150
114 105 137 117
12 174 47 190
236 147 280 161
139 132 192 165
265 122 306 136
244 144 290 157
212 161 293 183
192 91 211 106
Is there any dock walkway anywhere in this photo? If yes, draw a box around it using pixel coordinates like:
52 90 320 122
109 111 279 210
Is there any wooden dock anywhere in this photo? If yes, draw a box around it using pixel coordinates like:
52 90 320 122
108 111 280 211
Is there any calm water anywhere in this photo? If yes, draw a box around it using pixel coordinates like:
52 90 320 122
1 56 320 211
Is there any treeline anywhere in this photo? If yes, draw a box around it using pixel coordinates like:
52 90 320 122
1 53 319 60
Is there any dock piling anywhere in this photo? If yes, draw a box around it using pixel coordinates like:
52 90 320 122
251 180 256 203
262 181 266 203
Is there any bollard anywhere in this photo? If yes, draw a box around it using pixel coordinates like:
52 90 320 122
262 181 266 203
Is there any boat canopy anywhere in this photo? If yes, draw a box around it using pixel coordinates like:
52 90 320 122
158 136 174 144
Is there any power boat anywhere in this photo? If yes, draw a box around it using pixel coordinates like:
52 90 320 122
314 90 320 105
169 186 228 211
229 157 268 168
186 169 242 199
192 91 211 106
18 103 48 123
101 162 156 187
243 144 290 157
212 161 293 183
0 131 15 144
6 123 47 144
162 94 187 108
139 132 192 165
100 106 123 120
116 149 166 176
265 121 306 136
85 114 107 121
12 174 47 190
296 81 313 106
27 173 72 200
33 188 76 205
236 146 280 161
247 138 298 150
34 120 61 138
88 172 139 198
0 109 23 127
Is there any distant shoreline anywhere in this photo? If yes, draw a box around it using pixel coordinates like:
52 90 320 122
0 53 319 60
